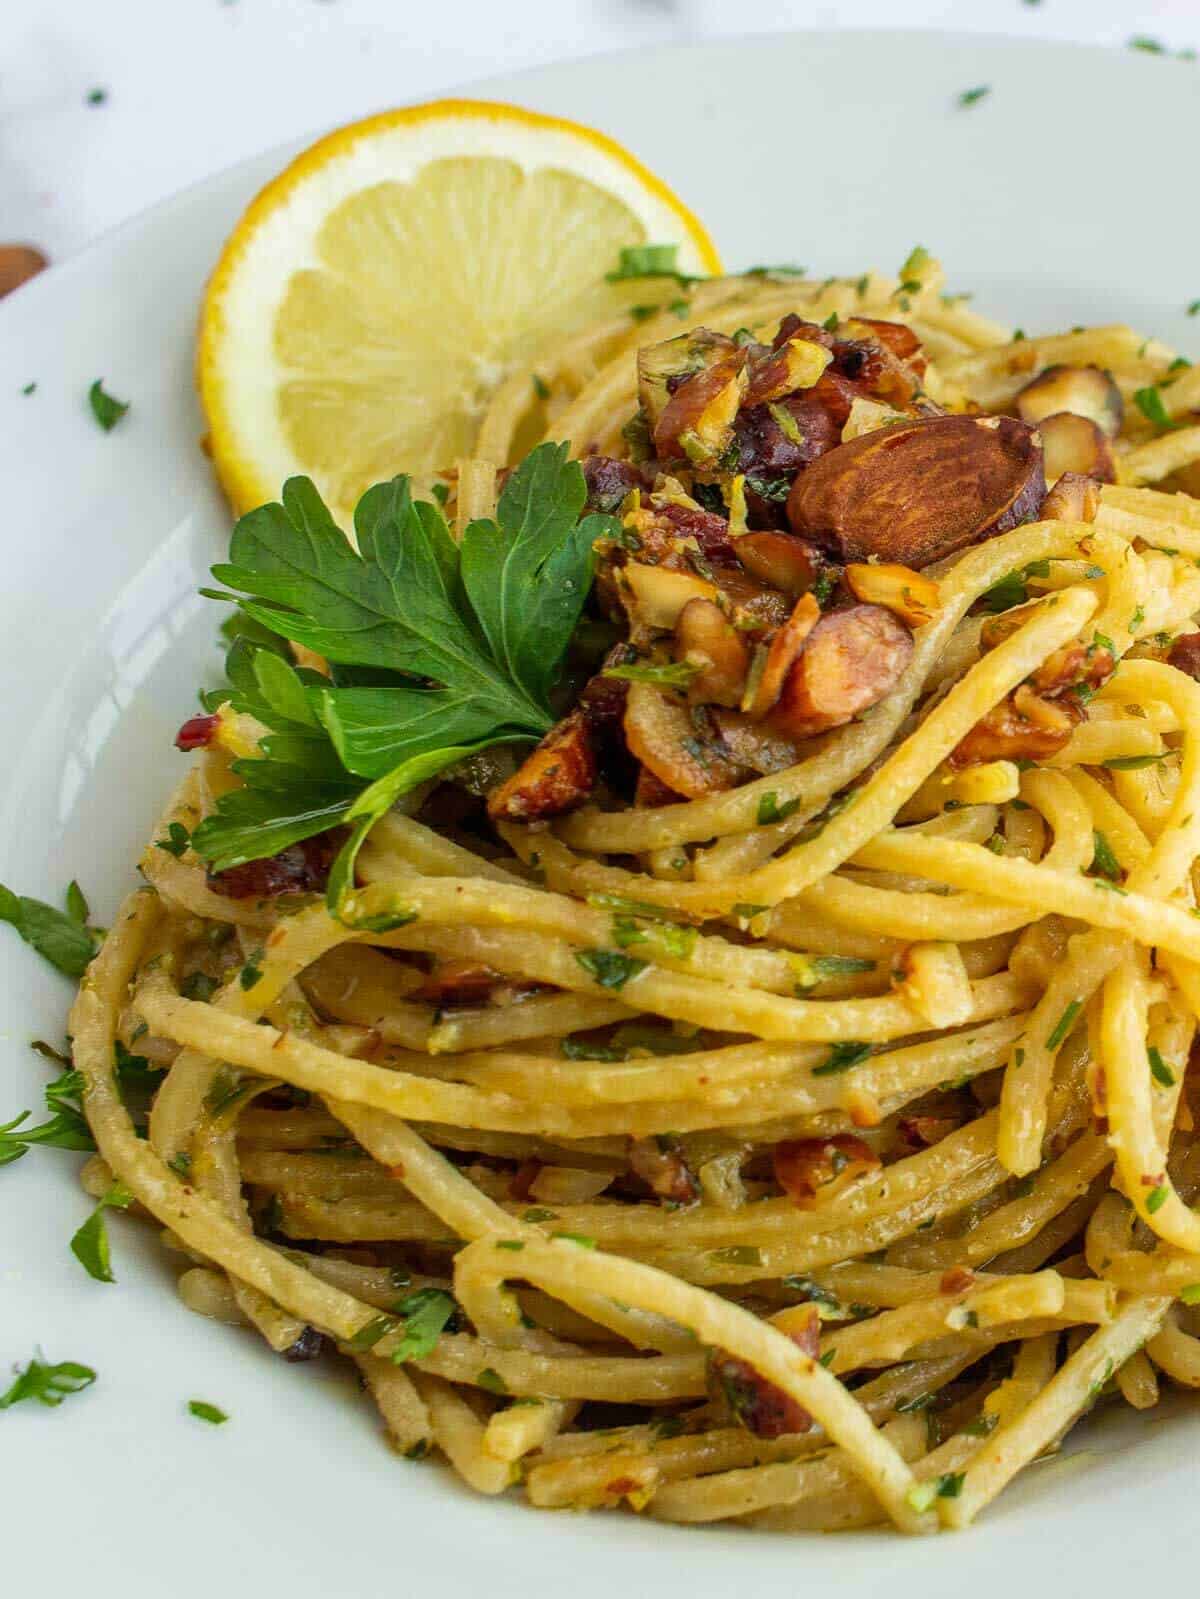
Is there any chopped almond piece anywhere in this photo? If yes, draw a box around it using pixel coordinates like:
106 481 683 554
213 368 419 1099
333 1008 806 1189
654 356 748 464
635 764 685 807
708 709 802 775
769 604 913 739
623 683 740 798
1032 639 1115 700
637 328 740 429
949 690 1079 768
1015 364 1123 437
898 1113 962 1149
674 598 750 707
847 316 928 378
742 337 832 407
741 592 821 718
841 395 907 442
1036 412 1116 485
622 562 720 630
0 244 48 298
1041 471 1101 523
1168 632 1200 681
487 709 595 821
628 1136 699 1206
845 561 939 627
734 531 826 596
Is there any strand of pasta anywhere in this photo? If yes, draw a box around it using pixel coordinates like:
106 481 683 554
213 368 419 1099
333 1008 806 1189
939 1295 1170 1528
1085 1192 1200 1297
326 1097 690 1354
744 1430 986 1533
355 917 1027 1043
450 1235 932 1533
343 869 876 999
942 326 1171 409
447 1015 1025 1110
887 1133 1113 1273
1145 1306 1200 1387
986 658 1200 1172
646 1414 928 1525
70 890 387 1343
818 1273 1112 1377
506 767 1093 947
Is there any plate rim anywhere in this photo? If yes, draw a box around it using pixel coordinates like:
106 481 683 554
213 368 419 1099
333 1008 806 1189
0 26 1197 1596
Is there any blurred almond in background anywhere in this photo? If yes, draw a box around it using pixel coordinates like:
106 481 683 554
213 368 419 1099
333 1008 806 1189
0 245 47 298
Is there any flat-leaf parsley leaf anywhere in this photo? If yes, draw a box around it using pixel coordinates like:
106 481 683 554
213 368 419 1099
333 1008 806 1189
192 445 615 910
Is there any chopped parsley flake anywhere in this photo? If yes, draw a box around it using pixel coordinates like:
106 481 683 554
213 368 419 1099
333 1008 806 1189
390 1289 457 1364
1133 385 1179 430
155 822 191 858
1102 752 1167 770
709 1245 763 1267
0 1355 96 1410
1090 830 1121 882
239 951 265 990
757 792 801 826
88 379 129 432
1046 1000 1082 1051
602 659 699 689
1148 1046 1176 1088
606 244 697 284
347 1314 399 1351
574 948 648 990
812 1041 872 1077
188 1400 229 1425
70 1179 133 1283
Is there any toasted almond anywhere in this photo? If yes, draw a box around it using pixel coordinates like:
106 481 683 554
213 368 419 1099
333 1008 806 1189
845 561 939 626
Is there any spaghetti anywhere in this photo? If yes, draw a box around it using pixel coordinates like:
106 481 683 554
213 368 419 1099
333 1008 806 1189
63 255 1200 1533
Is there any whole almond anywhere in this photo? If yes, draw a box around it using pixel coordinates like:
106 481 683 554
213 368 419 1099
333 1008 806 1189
0 245 48 299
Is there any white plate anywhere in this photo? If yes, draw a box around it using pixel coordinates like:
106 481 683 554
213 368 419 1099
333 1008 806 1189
0 30 1195 1597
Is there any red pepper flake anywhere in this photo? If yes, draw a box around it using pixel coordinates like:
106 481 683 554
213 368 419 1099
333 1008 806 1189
604 1476 640 1497
175 712 219 751
510 1159 542 1200
774 1134 880 1205
939 1266 976 1295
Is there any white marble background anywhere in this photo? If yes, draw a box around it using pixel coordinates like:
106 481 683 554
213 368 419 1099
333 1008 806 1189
3 0 1200 261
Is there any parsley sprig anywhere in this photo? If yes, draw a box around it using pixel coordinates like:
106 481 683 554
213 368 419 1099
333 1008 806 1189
0 1059 94 1168
192 445 615 909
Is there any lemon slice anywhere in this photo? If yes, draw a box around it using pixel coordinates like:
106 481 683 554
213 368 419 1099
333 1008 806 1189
199 99 720 522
